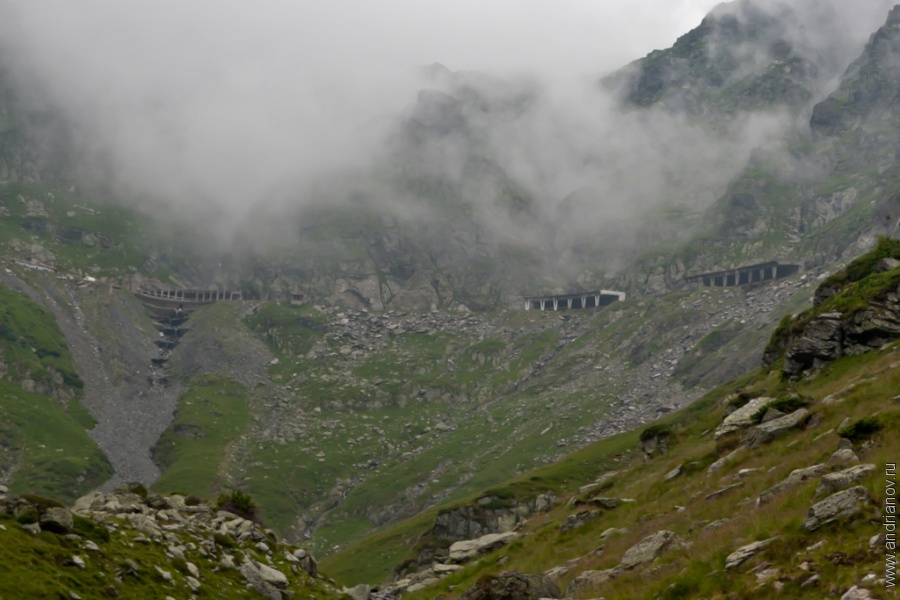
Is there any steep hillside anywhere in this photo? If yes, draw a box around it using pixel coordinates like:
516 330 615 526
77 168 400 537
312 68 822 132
323 245 900 599
0 284 111 502
629 4 900 295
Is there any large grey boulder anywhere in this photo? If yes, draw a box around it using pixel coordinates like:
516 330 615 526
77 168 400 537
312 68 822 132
744 408 809 448
804 486 871 531
565 569 618 597
586 497 634 509
620 530 685 570
460 571 559 600
715 397 773 438
292 548 318 578
560 510 600 532
817 464 876 495
758 464 828 505
39 507 74 534
240 559 287 600
449 531 519 562
725 537 779 570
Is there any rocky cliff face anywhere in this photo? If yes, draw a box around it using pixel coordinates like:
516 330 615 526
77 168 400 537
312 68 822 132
765 241 900 377
605 0 894 116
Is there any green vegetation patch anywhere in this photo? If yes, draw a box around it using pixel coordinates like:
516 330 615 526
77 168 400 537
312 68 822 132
839 417 883 442
0 283 83 392
244 302 327 361
152 375 251 498
0 380 112 502
820 236 900 292
0 503 338 599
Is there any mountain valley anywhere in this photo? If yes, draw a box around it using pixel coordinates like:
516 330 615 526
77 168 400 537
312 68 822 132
1 1 900 598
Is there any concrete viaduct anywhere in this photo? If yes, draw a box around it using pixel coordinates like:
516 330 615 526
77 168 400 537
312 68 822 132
523 290 626 311
684 261 800 288
134 287 243 304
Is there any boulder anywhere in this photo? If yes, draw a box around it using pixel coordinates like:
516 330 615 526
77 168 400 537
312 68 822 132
560 510 600 533
344 584 370 600
783 313 844 376
663 465 682 481
449 532 519 562
760 407 785 423
817 464 876 495
743 409 810 448
876 257 900 272
705 483 743 501
620 530 685 570
39 507 74 534
406 577 440 593
804 486 871 531
586 497 634 509
725 537 778 570
841 585 875 599
565 569 618 597
715 397 774 438
707 448 744 477
460 571 560 600
239 559 284 600
829 448 861 466
292 548 318 578
758 464 828 505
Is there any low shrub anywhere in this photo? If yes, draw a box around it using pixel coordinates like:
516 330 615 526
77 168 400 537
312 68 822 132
213 532 236 548
216 490 262 523
21 494 64 510
840 417 882 442
73 514 111 543
751 396 810 423
640 424 672 442
16 509 39 524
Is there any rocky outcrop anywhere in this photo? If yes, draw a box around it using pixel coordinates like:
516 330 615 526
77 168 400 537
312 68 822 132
460 571 560 600
619 530 686 569
448 531 519 562
816 464 877 495
758 464 828 505
433 494 554 542
779 262 900 377
564 530 687 597
782 313 845 375
743 408 810 447
560 510 600 532
715 397 773 438
0 489 332 599
725 537 779 570
804 486 872 531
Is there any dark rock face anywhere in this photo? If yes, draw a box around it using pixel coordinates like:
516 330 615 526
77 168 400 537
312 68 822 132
783 291 900 377
432 495 554 542
460 571 559 600
783 313 845 374
603 0 891 117
811 6 900 136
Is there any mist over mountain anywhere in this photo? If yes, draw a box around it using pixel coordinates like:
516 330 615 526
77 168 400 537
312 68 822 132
2 0 898 310
3 3 900 594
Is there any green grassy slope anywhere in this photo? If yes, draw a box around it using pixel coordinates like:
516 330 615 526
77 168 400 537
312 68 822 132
151 375 251 498
0 499 340 600
323 244 900 595
0 284 111 501
326 342 898 596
